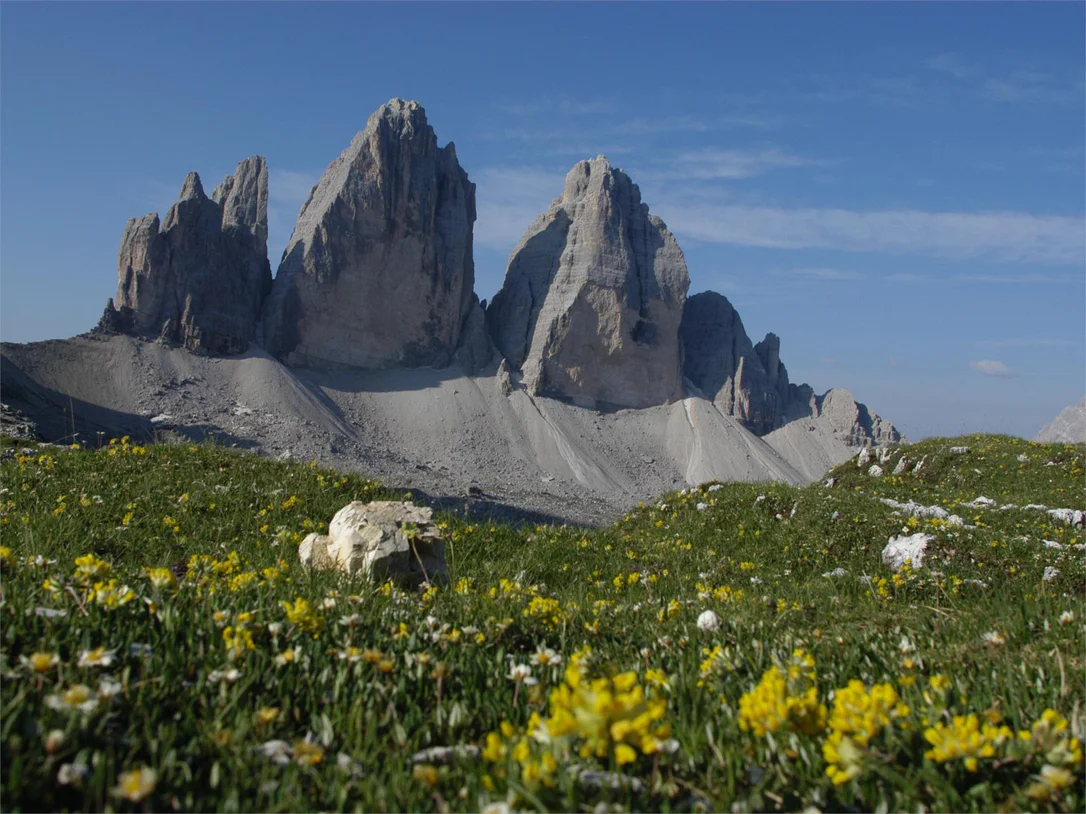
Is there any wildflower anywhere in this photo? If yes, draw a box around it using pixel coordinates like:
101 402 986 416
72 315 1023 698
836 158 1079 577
45 684 99 715
738 651 827 738
982 631 1006 647
531 647 562 668
696 610 721 632
281 597 324 634
507 664 538 686
44 729 66 754
20 651 60 674
923 714 1012 771
57 762 90 787
275 647 301 666
142 567 178 592
258 740 292 765
292 739 324 766
823 681 909 786
97 678 123 700
929 674 952 692
207 668 243 684
339 614 364 628
1059 611 1074 625
337 752 365 777
254 706 279 726
546 666 671 764
339 646 364 664
412 763 440 787
77 647 116 669
0 546 13 568
33 607 66 619
73 554 110 583
1043 566 1060 582
223 625 255 656
267 622 283 636
88 579 136 609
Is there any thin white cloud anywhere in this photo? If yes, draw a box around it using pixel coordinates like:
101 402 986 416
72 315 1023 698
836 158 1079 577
269 169 319 206
970 359 1021 378
924 52 977 80
644 148 819 181
977 338 1074 348
652 203 1086 265
474 166 566 250
774 267 863 281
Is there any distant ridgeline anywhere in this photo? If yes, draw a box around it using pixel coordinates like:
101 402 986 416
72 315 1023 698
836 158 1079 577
96 98 898 445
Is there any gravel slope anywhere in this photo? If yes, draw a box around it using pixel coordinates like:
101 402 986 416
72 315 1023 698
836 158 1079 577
2 335 863 525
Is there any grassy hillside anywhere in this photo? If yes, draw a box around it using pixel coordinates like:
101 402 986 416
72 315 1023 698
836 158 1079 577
1 434 1082 812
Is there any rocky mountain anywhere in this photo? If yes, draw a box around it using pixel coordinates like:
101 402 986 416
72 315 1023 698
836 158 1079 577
262 99 481 370
679 291 898 447
97 157 271 355
1036 396 1086 444
486 156 689 409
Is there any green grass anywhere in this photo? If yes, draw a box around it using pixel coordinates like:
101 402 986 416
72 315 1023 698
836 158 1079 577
1 433 1083 812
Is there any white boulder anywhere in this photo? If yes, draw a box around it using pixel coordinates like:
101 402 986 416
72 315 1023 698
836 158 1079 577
882 532 933 570
298 501 447 587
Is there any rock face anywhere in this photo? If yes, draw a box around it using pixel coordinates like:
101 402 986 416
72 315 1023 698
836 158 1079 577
682 291 899 445
680 292 812 434
486 156 689 409
1035 397 1086 444
262 99 477 370
98 158 271 355
298 501 447 587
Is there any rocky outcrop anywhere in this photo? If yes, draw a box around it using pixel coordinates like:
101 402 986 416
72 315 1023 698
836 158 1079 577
682 291 898 445
681 292 812 434
486 156 689 409
1035 397 1086 444
98 158 271 355
812 388 900 446
262 99 477 370
298 501 447 587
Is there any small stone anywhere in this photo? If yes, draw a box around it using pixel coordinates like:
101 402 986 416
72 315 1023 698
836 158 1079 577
882 533 933 570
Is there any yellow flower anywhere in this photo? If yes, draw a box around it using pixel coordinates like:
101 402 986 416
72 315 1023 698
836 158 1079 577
20 651 60 674
923 714 1012 771
292 739 324 766
412 763 440 787
738 656 827 738
253 707 279 726
73 554 110 583
142 567 178 592
281 597 323 634
113 767 156 802
929 674 951 692
87 579 135 609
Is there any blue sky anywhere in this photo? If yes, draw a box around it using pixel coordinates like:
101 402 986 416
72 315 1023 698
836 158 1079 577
2 2 1083 440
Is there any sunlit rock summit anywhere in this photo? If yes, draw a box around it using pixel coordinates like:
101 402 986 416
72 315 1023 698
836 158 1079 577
261 98 480 369
486 156 690 409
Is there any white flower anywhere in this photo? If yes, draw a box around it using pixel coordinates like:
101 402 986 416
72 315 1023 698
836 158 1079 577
77 647 117 669
749 576 763 586
982 631 1006 647
57 762 90 787
321 597 337 610
44 729 66 754
1043 566 1060 582
258 739 292 765
1043 540 1063 550
274 647 300 666
113 766 156 802
898 636 916 654
97 678 123 700
33 607 66 619
1059 611 1074 625
696 610 720 632
45 684 99 714
822 568 848 578
337 752 364 777
339 614 364 628
507 664 537 685
696 502 708 511
267 622 283 636
530 647 562 667
208 668 242 684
